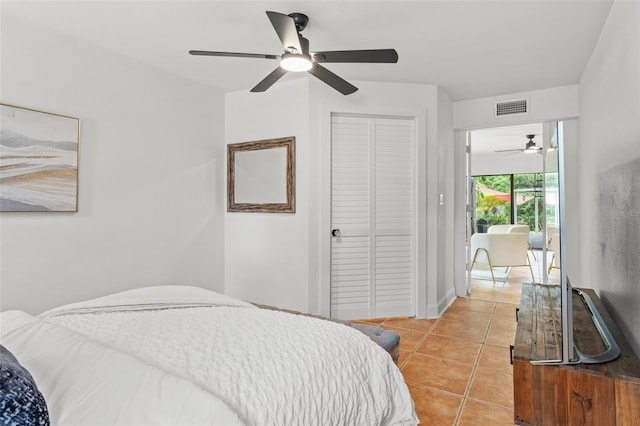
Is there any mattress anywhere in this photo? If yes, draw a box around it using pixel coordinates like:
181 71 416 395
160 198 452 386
1 285 418 426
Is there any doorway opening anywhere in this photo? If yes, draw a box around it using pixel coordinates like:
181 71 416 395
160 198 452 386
465 123 546 299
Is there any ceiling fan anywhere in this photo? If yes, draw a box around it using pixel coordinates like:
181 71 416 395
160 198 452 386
495 134 543 155
189 11 398 95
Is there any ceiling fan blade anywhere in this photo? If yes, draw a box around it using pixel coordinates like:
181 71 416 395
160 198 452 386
494 149 524 153
313 49 398 63
189 50 279 60
266 11 303 54
308 64 358 95
250 67 288 92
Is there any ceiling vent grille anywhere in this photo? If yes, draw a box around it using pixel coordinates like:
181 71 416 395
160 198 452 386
495 99 528 117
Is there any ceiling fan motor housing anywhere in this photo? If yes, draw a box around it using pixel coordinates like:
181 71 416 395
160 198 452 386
288 13 309 32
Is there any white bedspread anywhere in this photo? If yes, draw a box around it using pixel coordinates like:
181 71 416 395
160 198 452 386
1 310 244 426
38 285 418 426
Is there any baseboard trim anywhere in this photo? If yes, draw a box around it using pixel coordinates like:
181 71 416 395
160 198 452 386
425 303 439 319
437 286 457 317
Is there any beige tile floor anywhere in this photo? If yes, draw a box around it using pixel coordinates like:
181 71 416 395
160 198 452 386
355 254 559 425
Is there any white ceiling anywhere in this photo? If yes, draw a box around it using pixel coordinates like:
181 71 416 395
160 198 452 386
471 122 543 154
1 0 613 101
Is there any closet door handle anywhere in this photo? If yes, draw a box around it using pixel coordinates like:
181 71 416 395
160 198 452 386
331 229 341 237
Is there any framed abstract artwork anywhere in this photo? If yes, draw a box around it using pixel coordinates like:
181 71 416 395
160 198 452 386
0 104 80 212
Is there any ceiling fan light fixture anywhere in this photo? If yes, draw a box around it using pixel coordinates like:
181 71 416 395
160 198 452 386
280 53 312 72
523 135 540 154
524 141 538 154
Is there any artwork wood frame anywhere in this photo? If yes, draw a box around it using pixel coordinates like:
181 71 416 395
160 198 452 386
0 104 80 212
227 137 295 213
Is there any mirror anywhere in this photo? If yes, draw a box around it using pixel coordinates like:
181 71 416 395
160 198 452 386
227 137 295 213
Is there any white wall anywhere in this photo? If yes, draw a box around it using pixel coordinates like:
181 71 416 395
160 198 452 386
453 85 579 130
471 153 542 176
225 77 452 318
436 88 456 313
224 78 310 311
0 16 226 314
578 0 640 355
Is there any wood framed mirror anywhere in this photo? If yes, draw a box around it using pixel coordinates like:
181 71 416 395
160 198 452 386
227 137 295 213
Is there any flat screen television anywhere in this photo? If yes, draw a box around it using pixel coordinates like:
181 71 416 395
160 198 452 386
533 121 620 365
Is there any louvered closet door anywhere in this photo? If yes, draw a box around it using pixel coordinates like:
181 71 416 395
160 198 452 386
330 115 415 320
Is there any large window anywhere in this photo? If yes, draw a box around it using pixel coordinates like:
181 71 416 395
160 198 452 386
474 173 543 231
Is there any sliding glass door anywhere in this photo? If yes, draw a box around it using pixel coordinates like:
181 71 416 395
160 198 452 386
513 173 544 231
473 173 543 231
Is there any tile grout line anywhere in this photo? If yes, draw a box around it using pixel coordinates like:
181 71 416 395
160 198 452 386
463 278 522 423
393 318 438 369
452 301 497 425
389 278 524 424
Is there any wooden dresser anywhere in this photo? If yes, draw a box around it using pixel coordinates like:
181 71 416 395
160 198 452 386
512 283 640 425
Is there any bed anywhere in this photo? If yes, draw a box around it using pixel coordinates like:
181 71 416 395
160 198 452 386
0 285 418 425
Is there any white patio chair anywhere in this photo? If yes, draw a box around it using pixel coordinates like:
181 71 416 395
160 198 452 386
470 232 535 284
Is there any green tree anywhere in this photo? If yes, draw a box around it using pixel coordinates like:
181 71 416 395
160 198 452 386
475 175 511 225
514 173 544 230
475 173 544 229
476 194 509 225
476 175 511 193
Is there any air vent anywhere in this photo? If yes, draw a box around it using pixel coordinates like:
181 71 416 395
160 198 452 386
495 99 528 117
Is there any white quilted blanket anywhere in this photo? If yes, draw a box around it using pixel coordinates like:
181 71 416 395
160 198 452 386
41 286 417 426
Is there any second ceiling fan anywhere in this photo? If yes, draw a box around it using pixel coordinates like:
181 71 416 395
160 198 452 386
189 11 398 95
495 134 543 155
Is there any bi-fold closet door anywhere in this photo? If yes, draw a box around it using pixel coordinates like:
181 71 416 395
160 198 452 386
330 114 416 320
